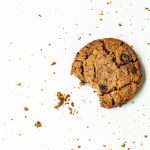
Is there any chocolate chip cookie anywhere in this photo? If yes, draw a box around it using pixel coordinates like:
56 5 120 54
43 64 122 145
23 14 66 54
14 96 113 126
71 38 142 108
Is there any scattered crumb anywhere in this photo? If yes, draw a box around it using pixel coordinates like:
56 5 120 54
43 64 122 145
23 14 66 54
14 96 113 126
141 143 143 146
10 118 14 121
54 92 78 115
54 92 70 109
106 1 112 4
78 37 81 40
86 125 89 128
40 88 44 91
144 135 148 138
121 143 126 148
99 11 104 16
118 23 122 26
24 107 29 111
16 82 22 87
102 145 106 147
53 72 56 74
127 148 131 150
48 43 51 46
24 116 27 118
147 43 150 45
89 33 92 36
145 7 150 11
38 14 42 17
77 145 81 148
34 121 42 128
99 18 103 21
50 61 56 66
19 133 21 136
75 23 78 26
71 102 74 107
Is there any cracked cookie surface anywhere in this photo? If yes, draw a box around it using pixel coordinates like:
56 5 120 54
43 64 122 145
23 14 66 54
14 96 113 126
71 38 142 108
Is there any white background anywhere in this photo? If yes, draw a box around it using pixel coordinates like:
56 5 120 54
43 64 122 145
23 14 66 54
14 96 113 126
0 0 150 149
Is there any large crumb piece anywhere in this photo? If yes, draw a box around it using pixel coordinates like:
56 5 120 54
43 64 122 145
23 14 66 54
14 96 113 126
54 92 70 109
34 121 42 128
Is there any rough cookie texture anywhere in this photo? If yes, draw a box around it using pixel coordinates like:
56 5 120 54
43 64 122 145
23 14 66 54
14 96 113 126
71 38 142 108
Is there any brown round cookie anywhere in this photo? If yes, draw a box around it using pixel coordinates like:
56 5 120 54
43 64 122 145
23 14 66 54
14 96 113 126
71 38 142 108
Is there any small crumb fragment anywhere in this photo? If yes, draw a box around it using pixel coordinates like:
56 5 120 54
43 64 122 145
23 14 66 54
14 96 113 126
118 23 122 26
16 82 22 87
78 37 81 40
99 11 104 16
102 145 106 147
144 135 148 138
34 121 42 128
121 143 126 148
24 107 29 111
106 1 112 4
10 118 14 121
145 7 150 11
77 145 81 148
71 102 74 107
38 14 42 17
147 43 150 45
89 33 92 36
48 43 51 46
50 61 56 66
24 116 27 118
127 148 131 150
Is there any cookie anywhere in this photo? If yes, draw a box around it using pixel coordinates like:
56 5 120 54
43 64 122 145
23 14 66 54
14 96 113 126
71 38 142 108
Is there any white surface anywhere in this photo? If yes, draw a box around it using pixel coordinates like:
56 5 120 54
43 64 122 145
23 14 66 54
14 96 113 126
0 0 150 149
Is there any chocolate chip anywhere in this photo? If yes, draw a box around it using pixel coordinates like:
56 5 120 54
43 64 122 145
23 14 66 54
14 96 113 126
120 53 131 62
131 67 137 74
100 84 107 93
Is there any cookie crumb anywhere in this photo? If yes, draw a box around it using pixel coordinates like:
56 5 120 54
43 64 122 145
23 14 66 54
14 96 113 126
102 145 106 147
118 23 122 26
89 33 92 36
54 92 77 115
145 7 150 11
24 107 29 111
78 37 81 40
54 92 70 109
34 121 42 128
121 143 126 147
16 82 22 87
48 43 51 46
106 1 112 4
144 135 148 138
50 61 56 66
77 145 81 148
38 14 42 17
